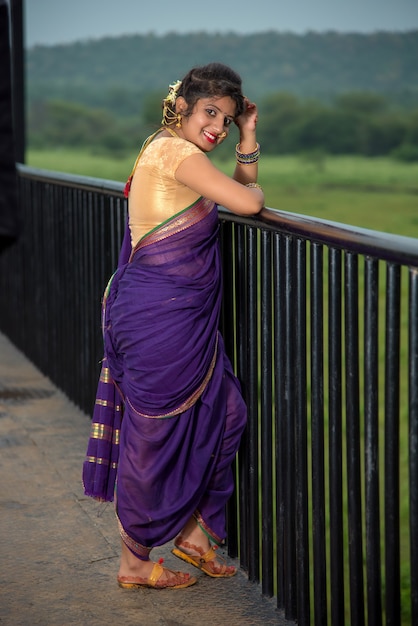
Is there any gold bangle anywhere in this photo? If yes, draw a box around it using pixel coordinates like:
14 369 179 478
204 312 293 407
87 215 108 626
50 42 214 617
245 182 263 191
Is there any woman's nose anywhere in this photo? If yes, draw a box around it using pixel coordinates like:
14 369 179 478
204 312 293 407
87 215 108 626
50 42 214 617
213 116 225 133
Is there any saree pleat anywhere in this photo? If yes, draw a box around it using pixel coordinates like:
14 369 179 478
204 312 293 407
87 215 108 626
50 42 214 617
83 196 246 557
82 362 123 502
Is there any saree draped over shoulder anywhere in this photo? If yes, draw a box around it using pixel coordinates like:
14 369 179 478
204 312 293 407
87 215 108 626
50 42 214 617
83 194 247 559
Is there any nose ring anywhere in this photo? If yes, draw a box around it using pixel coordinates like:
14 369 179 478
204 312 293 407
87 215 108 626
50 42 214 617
219 132 227 139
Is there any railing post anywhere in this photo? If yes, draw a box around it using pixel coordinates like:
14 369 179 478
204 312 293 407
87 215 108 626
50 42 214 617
364 257 383 626
409 267 418 626
345 251 365 626
295 238 310 625
284 235 298 620
328 246 345 626
311 242 327 625
274 231 286 611
385 263 401 626
235 223 250 573
245 225 261 582
261 229 274 595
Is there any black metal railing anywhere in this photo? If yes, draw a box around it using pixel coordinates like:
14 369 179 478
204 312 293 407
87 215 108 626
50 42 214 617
219 211 418 626
0 165 417 626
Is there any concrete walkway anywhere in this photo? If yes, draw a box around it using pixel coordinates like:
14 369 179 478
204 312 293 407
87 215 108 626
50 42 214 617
0 332 290 626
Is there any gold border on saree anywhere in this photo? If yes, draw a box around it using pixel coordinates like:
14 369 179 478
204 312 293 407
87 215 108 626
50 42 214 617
125 333 219 419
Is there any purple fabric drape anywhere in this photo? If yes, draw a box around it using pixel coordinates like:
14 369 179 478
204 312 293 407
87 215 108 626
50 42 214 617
83 197 246 556
82 362 123 502
82 216 130 503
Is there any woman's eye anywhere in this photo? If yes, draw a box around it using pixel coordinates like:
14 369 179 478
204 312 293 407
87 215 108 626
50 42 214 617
206 108 216 117
224 118 233 127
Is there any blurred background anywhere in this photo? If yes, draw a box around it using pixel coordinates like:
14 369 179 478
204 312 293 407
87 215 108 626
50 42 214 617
16 0 418 232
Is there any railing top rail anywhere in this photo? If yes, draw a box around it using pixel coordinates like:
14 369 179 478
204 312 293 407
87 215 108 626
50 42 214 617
220 207 418 267
18 164 418 267
17 164 124 195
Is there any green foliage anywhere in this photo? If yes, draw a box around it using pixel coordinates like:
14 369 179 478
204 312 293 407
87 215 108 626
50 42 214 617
26 31 418 104
287 106 365 154
27 90 418 159
335 91 388 115
26 32 418 158
363 114 407 155
256 92 415 156
141 91 165 127
27 98 149 155
392 143 418 162
257 92 303 154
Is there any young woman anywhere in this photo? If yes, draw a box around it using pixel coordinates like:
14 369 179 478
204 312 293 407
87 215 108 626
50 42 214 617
83 63 264 590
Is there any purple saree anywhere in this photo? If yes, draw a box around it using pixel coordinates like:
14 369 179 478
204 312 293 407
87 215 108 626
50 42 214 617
83 196 246 559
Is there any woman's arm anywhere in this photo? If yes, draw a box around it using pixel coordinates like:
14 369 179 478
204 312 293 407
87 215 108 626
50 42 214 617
175 153 264 216
175 99 264 216
233 99 260 187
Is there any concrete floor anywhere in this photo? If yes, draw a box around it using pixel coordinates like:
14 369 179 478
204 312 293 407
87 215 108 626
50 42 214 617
0 332 291 626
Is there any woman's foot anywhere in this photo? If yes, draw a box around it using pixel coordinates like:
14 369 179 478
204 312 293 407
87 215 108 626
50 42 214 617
172 517 236 578
118 540 196 589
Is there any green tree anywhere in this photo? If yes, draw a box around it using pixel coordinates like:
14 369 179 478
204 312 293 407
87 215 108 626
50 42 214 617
28 100 115 149
141 91 165 128
287 106 365 154
361 115 406 156
335 91 388 115
392 109 418 161
258 92 303 154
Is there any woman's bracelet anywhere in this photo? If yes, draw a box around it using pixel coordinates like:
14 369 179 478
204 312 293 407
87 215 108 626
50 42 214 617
236 142 260 165
245 182 263 191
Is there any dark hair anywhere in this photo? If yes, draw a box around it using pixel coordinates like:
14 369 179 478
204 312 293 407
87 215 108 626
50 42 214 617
177 63 245 119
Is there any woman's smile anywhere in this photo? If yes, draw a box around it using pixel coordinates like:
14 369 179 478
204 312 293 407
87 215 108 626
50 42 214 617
203 130 218 144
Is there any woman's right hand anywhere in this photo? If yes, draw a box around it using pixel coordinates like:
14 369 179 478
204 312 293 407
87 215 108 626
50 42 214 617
235 97 259 137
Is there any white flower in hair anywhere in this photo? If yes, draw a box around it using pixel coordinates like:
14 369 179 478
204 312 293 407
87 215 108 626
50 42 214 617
161 80 182 126
166 80 182 104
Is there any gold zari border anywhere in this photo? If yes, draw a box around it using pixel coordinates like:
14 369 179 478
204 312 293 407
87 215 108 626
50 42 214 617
95 398 122 412
85 455 118 469
90 422 120 445
117 514 151 560
100 366 111 383
131 196 215 256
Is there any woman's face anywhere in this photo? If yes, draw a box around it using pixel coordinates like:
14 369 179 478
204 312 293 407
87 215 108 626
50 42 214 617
176 96 236 152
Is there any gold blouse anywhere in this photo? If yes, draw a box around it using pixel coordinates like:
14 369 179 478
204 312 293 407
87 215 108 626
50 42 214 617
128 136 203 247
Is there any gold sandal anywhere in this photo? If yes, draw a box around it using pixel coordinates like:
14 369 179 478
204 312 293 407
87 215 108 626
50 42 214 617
172 541 236 578
117 560 197 589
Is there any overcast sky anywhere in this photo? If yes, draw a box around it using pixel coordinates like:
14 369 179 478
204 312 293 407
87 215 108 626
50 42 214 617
25 0 418 47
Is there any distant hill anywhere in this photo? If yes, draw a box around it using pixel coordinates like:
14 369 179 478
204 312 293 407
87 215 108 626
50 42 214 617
26 30 418 110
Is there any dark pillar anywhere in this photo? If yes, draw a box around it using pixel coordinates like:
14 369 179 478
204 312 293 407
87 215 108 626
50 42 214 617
9 0 25 163
0 0 22 252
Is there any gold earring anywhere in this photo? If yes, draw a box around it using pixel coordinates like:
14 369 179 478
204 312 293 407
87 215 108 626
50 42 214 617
176 113 182 128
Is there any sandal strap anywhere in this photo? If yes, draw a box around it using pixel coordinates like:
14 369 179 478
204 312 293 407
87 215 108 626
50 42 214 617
199 546 217 564
148 562 164 585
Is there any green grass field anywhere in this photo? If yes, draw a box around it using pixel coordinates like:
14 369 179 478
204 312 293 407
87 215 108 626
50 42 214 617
27 149 418 238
